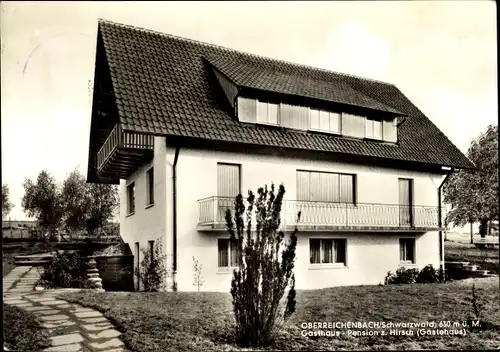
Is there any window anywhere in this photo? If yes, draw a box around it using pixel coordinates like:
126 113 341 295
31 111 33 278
257 101 279 125
297 170 356 203
310 109 340 133
399 238 415 264
146 167 154 206
310 239 346 265
148 240 154 260
218 238 240 268
365 117 383 140
127 182 135 214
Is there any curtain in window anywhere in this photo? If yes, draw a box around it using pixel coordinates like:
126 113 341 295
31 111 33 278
310 109 320 130
407 239 415 263
258 101 268 123
268 103 279 124
335 239 346 264
310 239 321 264
218 239 229 267
322 239 333 263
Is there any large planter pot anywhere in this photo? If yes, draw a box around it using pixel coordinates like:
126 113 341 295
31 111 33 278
94 255 134 292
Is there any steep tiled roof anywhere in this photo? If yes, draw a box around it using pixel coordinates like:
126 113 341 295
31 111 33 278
95 19 474 169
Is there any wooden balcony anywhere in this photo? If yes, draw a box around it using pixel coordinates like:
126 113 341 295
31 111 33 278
96 124 154 179
197 197 441 232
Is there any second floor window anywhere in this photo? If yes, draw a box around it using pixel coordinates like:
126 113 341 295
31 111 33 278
297 170 356 203
257 101 279 125
127 182 135 214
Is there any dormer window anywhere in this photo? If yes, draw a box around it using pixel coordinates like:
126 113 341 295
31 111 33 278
257 100 279 125
365 117 383 140
310 109 341 134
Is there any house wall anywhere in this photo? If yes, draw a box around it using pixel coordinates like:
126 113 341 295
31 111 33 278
119 136 169 290
173 147 445 292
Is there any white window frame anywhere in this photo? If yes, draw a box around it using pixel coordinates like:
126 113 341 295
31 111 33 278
309 238 347 266
399 237 416 265
217 237 240 271
365 117 383 140
256 100 279 126
309 108 341 134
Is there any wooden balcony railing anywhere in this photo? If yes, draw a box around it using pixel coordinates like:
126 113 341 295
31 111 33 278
96 124 154 172
197 196 440 231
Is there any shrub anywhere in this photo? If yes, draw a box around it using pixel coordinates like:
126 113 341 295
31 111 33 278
135 238 171 292
385 267 419 285
416 264 445 283
38 250 87 288
226 184 299 347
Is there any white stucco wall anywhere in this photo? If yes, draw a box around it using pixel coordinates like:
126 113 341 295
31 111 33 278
119 136 169 290
172 147 445 292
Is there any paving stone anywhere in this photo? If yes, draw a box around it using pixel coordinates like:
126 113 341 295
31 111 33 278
82 323 113 332
81 317 108 323
56 304 72 308
13 303 33 307
41 320 77 329
8 288 33 292
50 333 84 346
23 306 53 311
43 343 83 352
89 338 124 349
40 314 69 321
30 297 59 302
36 309 60 315
88 329 121 339
75 311 103 318
41 300 69 306
3 300 27 304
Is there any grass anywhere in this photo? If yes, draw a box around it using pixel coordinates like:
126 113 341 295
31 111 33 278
2 240 57 277
59 277 500 351
3 304 51 351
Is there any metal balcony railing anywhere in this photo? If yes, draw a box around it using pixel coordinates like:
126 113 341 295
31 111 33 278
197 196 440 230
96 124 154 171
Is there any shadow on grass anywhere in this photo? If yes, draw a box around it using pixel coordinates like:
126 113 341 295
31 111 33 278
3 304 51 351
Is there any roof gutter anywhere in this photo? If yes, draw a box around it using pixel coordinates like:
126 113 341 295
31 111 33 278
438 167 453 276
172 146 180 290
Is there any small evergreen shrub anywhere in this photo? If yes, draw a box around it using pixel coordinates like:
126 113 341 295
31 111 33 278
38 251 87 288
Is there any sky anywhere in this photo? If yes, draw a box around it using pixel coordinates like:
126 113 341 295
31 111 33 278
1 1 497 221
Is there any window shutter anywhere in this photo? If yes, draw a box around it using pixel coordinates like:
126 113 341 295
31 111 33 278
383 118 398 142
297 171 310 201
237 97 257 123
342 113 365 138
281 104 308 130
217 164 240 197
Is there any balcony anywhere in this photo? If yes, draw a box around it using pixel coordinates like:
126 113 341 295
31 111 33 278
197 197 440 232
96 124 154 179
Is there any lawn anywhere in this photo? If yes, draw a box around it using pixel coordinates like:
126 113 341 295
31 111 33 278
3 303 51 351
58 277 500 351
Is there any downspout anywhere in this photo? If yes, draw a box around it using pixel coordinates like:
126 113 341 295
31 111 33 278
172 146 180 290
438 168 453 276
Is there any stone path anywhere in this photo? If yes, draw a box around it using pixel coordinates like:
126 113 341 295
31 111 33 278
3 266 129 352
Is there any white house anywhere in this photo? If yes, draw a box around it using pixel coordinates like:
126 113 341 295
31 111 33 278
86 19 475 292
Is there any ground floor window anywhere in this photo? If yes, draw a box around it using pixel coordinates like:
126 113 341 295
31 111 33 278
399 238 415 264
310 238 346 265
218 238 240 268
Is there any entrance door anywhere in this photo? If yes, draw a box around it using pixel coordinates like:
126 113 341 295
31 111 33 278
399 178 413 227
217 163 241 223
